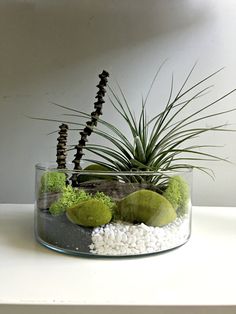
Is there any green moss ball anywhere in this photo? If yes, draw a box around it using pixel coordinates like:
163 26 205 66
116 189 176 227
66 199 112 227
79 164 116 182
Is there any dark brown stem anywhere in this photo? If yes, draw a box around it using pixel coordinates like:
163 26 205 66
71 70 109 187
56 123 68 169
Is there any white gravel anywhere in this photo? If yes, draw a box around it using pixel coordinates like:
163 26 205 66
89 215 190 256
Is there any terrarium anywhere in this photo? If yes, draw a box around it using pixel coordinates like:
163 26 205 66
34 66 235 257
35 164 192 256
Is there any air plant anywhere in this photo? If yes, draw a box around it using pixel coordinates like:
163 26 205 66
60 64 236 185
32 64 236 186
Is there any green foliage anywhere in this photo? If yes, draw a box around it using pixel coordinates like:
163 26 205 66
58 64 235 182
34 65 236 183
66 199 112 227
49 186 90 216
49 185 114 216
116 189 176 227
163 175 190 215
93 191 115 210
40 171 66 193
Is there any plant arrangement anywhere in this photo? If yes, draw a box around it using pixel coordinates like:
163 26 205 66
34 64 235 256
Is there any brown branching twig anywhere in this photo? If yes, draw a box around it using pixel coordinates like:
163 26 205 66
56 123 68 169
71 70 109 186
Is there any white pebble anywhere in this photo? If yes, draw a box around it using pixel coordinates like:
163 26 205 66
89 214 190 256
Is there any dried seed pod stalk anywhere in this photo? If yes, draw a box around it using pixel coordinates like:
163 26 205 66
71 70 109 187
56 123 68 169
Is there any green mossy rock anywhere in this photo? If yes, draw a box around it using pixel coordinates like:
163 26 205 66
66 199 112 227
79 164 116 182
116 189 176 227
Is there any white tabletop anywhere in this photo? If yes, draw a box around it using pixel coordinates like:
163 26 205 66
0 204 236 312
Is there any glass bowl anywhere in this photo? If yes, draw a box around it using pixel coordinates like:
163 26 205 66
35 163 192 257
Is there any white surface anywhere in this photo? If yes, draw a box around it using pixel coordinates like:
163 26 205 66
0 204 236 309
1 0 236 206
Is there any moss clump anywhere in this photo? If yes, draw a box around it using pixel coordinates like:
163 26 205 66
49 186 90 216
93 191 115 210
163 175 190 216
66 199 112 227
49 186 115 217
40 171 66 193
116 189 176 227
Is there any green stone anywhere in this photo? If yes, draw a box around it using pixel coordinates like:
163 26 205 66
66 199 112 227
79 164 116 182
116 189 176 227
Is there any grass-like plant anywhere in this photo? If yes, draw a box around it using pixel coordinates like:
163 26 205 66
60 64 236 182
32 64 236 185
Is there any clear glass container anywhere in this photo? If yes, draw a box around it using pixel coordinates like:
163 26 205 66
35 163 192 257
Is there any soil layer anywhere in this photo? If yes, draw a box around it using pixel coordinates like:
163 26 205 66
36 209 92 254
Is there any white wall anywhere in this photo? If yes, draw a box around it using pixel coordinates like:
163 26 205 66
0 0 236 205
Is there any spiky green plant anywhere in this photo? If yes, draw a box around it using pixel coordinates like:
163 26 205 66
32 64 236 184
59 64 236 183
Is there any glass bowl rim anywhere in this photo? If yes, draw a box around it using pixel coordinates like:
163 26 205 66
35 162 193 176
